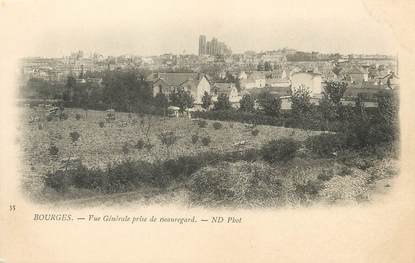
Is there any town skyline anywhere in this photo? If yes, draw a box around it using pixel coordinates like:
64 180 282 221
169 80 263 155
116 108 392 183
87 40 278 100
22 43 397 60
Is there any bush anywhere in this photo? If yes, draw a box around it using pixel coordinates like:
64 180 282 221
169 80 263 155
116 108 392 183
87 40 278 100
46 115 53 122
212 122 223 130
158 131 178 147
188 161 286 207
191 135 199 144
201 137 211 146
43 149 266 194
38 123 43 130
75 113 81 120
44 170 69 193
295 180 324 200
339 166 352 176
136 139 145 150
197 120 207 128
305 133 347 157
193 110 284 127
98 121 105 128
69 131 80 143
251 129 259 136
48 145 59 156
261 138 299 163
317 168 334 181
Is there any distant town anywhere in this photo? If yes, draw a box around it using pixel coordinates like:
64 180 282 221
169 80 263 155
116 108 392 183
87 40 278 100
19 34 398 111
19 35 399 207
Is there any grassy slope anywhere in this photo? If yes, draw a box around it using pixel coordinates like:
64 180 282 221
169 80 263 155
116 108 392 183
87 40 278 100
18 107 398 206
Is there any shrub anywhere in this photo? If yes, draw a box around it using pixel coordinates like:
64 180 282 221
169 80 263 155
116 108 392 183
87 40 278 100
38 123 43 130
158 131 178 147
213 122 223 130
43 170 68 193
44 160 161 193
214 94 232 111
305 133 347 157
239 94 255 112
98 121 105 128
295 180 324 200
339 166 352 176
317 169 334 181
75 113 81 120
251 129 259 136
261 138 299 163
188 161 286 207
42 149 267 195
136 139 145 149
193 110 284 127
46 115 53 122
197 120 207 128
48 145 59 156
191 135 199 144
69 131 80 143
201 137 211 146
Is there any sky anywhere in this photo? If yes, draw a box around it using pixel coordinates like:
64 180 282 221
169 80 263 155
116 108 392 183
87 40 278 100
1 0 399 57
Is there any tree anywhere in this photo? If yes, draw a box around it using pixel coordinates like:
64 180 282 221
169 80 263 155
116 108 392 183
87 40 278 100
102 70 152 112
153 93 169 116
214 94 232 111
264 61 273 71
170 88 194 113
324 81 348 105
64 76 76 102
239 94 255 112
27 78 51 99
375 91 398 142
291 86 313 126
257 92 281 116
318 93 336 131
201 91 212 110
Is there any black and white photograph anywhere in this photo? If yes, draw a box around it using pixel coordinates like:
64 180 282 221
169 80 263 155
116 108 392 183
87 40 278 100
15 1 400 208
0 0 414 262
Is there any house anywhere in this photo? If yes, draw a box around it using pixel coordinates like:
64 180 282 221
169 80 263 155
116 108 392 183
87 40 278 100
265 78 291 89
291 71 323 96
240 71 266 89
212 82 240 107
238 71 248 80
151 72 211 106
348 65 369 83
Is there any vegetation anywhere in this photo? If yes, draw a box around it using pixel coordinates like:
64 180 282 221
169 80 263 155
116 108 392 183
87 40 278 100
214 94 232 111
239 94 255 112
261 138 299 163
201 91 212 110
212 122 223 130
21 67 399 207
257 92 281 117
201 137 211 146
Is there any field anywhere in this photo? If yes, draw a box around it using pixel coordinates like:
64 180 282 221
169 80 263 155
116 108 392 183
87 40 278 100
18 106 399 207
